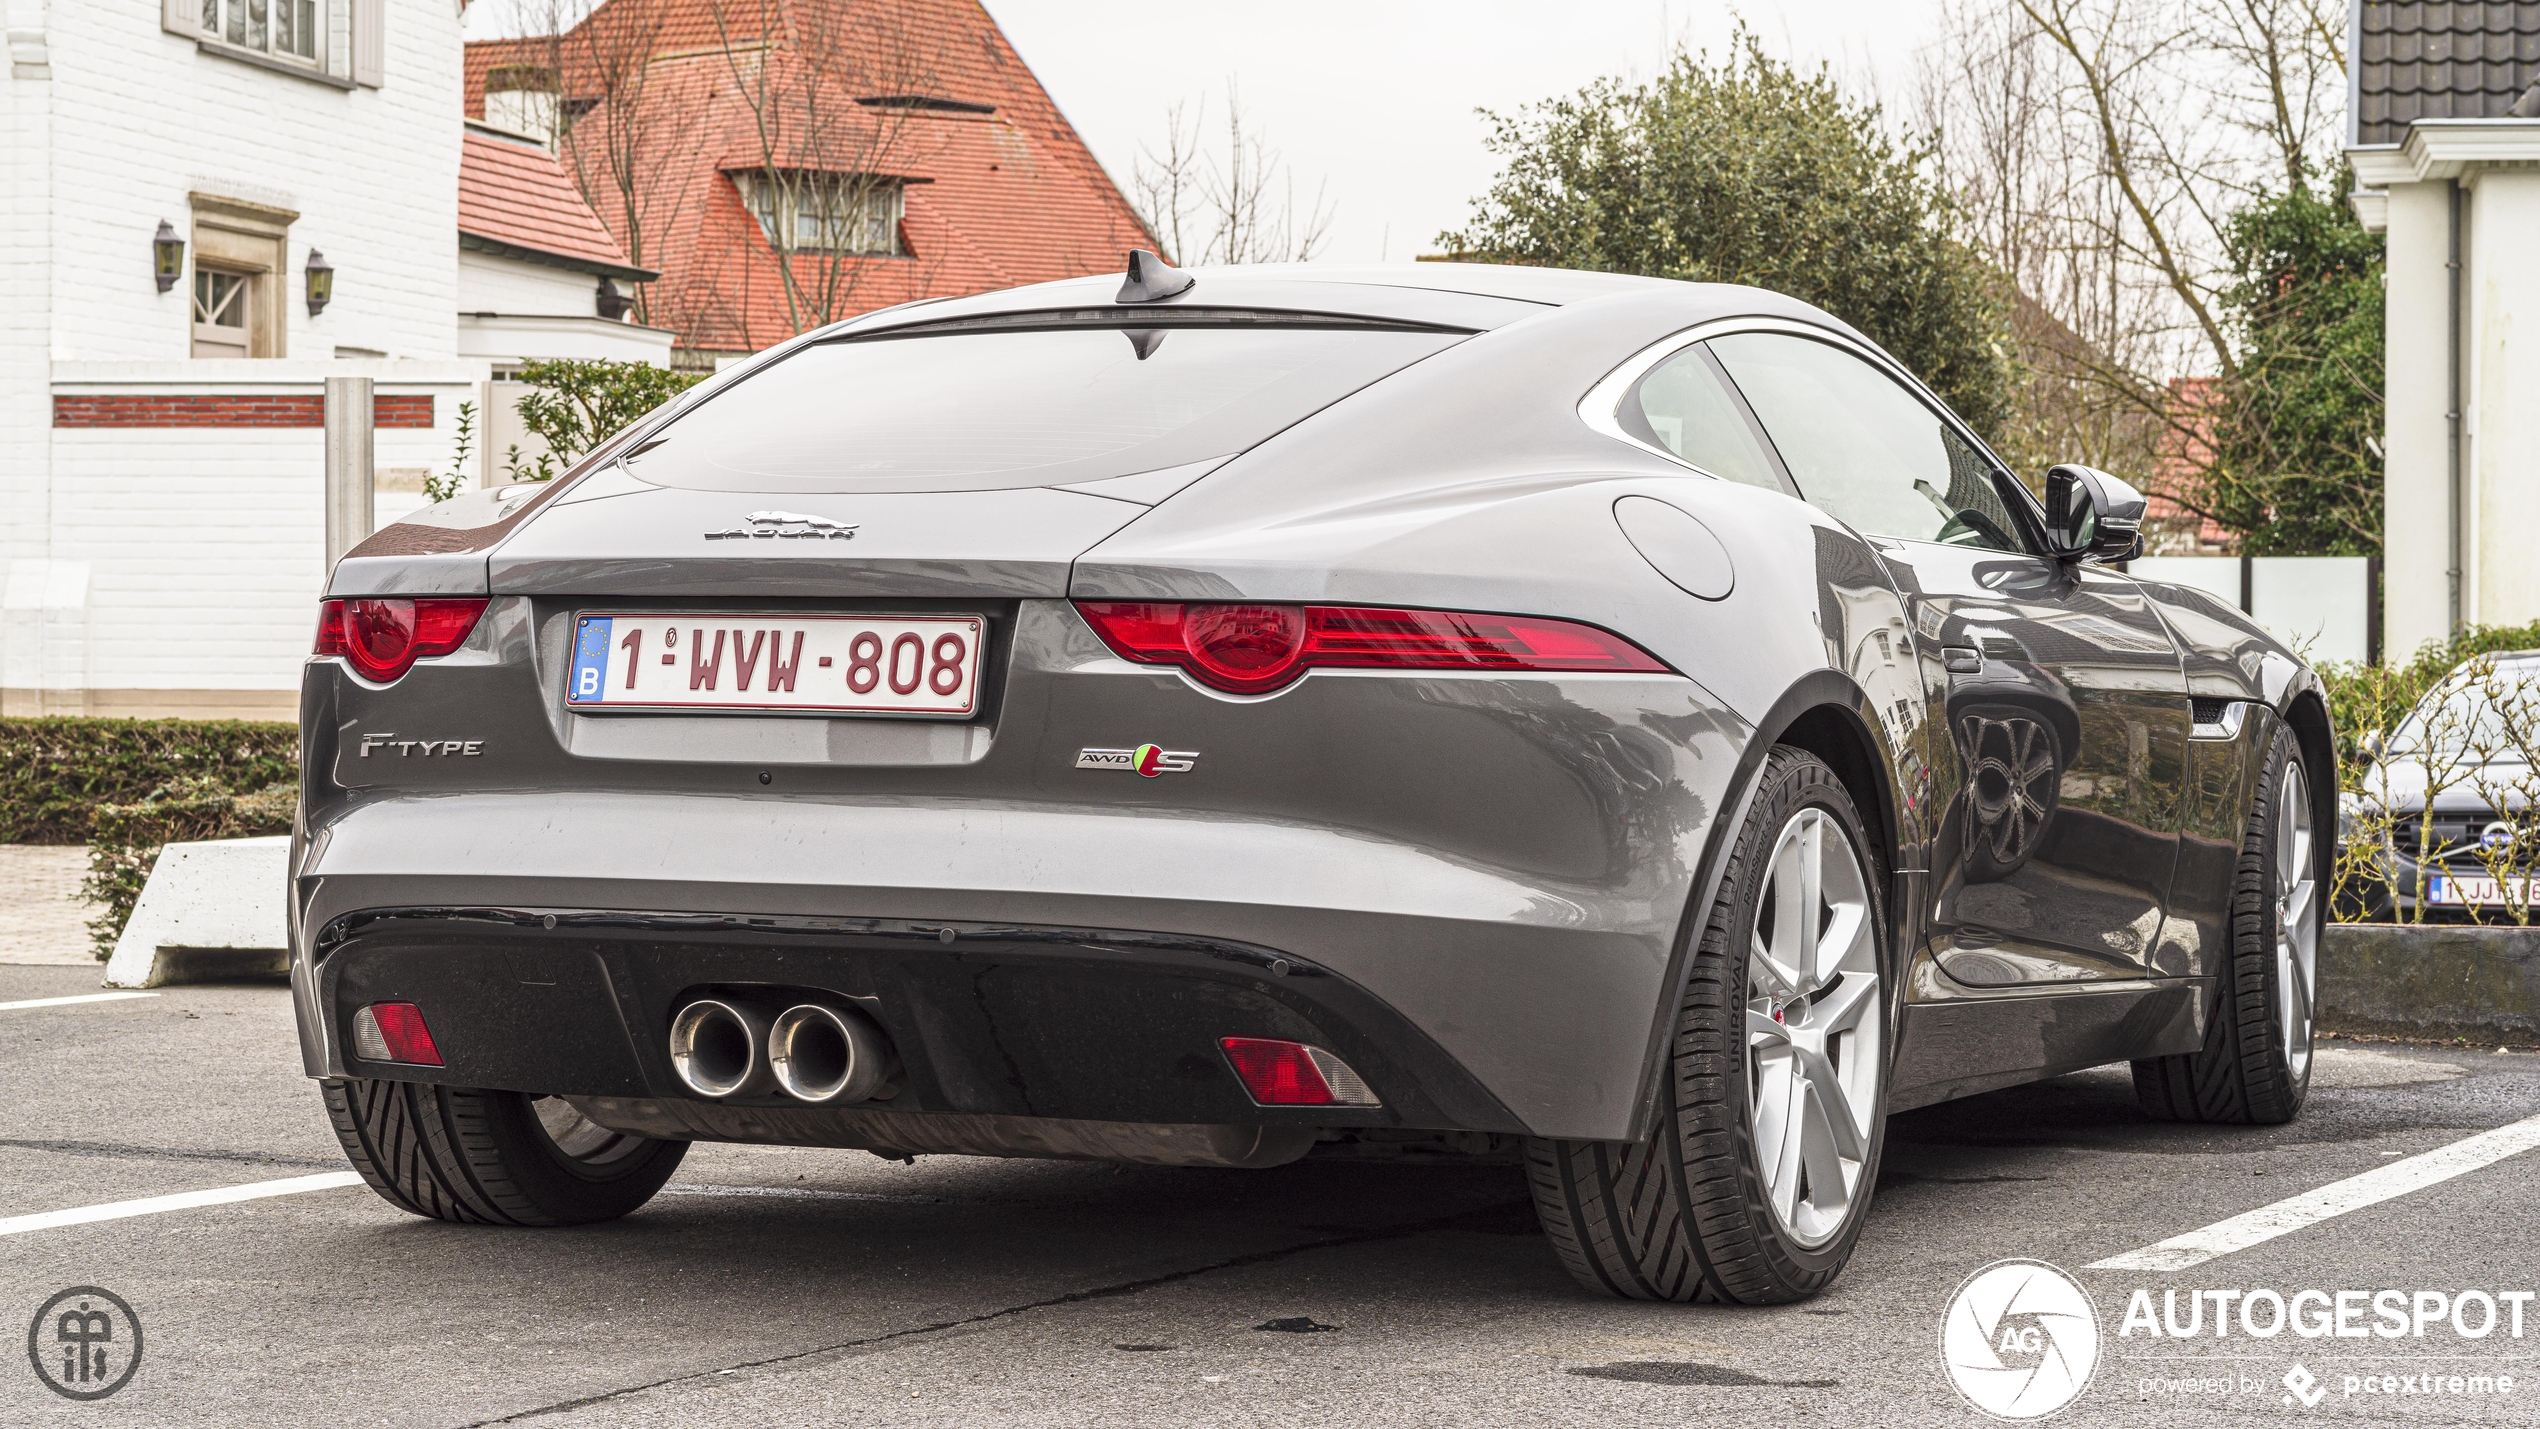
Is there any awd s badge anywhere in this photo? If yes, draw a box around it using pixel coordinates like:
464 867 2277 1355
1077 745 1197 777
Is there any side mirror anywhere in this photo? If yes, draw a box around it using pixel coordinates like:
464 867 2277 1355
2359 730 2385 765
2044 464 2147 564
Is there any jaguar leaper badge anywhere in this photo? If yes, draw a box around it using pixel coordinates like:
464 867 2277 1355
705 510 859 541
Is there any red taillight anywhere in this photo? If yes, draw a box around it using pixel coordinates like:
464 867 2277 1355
314 597 488 683
1219 1037 1381 1107
352 1001 443 1066
1075 602 1668 695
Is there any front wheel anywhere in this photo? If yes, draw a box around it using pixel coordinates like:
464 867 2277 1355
2131 720 2318 1124
323 1078 687 1225
1528 747 1889 1303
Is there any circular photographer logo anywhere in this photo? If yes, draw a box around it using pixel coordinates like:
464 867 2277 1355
1940 1259 2099 1420
26 1286 143 1401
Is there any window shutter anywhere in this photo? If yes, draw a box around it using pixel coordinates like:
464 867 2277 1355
352 0 384 87
163 0 199 37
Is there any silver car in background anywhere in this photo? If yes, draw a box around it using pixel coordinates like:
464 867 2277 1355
295 257 2333 1304
2347 652 2540 920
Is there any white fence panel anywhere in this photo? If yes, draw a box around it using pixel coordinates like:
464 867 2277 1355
2128 555 2376 666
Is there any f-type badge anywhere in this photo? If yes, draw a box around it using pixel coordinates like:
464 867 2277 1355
1077 745 1197 777
704 510 859 541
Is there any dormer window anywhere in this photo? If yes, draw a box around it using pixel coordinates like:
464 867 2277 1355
733 171 905 256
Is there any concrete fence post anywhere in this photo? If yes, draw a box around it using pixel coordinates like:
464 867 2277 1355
323 376 374 572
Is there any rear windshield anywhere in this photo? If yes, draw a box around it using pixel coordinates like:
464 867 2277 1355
620 319 1466 494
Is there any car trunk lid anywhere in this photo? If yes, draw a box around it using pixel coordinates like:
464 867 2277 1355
488 480 1156 599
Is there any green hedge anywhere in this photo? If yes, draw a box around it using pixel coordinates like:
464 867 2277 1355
82 776 297 960
0 717 298 844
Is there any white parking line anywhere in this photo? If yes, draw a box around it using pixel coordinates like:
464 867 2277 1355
2091 1111 2540 1272
0 992 158 1012
0 1171 363 1238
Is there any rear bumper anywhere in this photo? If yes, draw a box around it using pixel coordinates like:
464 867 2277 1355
291 787 1718 1140
300 906 1522 1134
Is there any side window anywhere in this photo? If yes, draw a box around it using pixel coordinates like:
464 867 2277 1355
1709 332 2027 552
1616 345 1786 492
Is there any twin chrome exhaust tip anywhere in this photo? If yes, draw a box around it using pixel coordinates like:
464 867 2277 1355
667 998 894 1104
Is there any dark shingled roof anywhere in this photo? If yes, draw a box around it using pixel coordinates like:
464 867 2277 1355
2354 2 2540 146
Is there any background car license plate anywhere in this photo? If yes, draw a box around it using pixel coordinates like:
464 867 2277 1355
2427 874 2526 905
569 613 983 715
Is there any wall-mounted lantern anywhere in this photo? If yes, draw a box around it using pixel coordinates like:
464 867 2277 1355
305 250 335 317
595 276 632 321
153 221 185 292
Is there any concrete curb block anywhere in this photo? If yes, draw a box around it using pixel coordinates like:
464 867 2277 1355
101 836 290 989
2322 924 2540 1042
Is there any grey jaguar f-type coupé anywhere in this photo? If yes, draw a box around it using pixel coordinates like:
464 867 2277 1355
296 256 2331 1304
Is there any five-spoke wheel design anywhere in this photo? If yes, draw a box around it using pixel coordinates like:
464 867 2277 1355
1746 805 1882 1248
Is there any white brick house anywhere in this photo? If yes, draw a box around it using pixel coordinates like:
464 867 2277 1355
2346 3 2540 656
4 1 478 720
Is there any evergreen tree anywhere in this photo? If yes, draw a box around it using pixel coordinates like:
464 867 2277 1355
2203 174 2385 555
1441 38 2014 442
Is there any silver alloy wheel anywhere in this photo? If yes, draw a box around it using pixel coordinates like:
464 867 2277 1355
531 1095 653 1169
1745 806 1882 1248
2277 760 2317 1081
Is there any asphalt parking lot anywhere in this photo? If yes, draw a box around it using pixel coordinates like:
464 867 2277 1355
5 960 2539 1427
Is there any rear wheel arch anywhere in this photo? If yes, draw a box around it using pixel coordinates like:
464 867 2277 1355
1774 701 1899 888
1624 671 1906 1145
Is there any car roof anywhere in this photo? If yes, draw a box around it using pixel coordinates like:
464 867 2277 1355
829 262 1697 340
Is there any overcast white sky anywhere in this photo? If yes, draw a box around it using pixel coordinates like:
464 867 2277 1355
977 2 1951 262
466 2 1954 264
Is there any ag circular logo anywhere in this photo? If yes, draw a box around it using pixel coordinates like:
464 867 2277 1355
26 1286 143 1401
1940 1259 2098 1420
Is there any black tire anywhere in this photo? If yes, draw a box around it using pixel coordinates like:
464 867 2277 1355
1528 747 1890 1304
2131 721 2317 1124
323 1078 687 1226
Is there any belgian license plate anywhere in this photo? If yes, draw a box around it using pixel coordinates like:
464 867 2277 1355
2427 875 2525 906
568 613 983 716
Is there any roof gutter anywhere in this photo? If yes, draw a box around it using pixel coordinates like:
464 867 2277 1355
459 230 659 284
2446 176 2465 634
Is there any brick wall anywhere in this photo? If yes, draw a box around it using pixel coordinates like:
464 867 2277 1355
53 394 435 428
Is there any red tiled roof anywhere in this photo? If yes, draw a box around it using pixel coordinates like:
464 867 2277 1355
2147 376 2233 548
463 0 1154 354
460 127 654 279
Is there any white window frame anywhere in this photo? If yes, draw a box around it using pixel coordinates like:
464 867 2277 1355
200 0 325 70
735 172 906 256
165 0 380 88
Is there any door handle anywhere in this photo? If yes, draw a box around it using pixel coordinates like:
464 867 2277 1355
1942 646 1984 675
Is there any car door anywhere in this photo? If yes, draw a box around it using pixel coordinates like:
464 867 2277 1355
1709 329 2192 986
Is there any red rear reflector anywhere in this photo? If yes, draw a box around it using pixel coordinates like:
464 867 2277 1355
1220 1037 1381 1107
353 1001 443 1066
315 597 488 684
1076 602 1668 695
